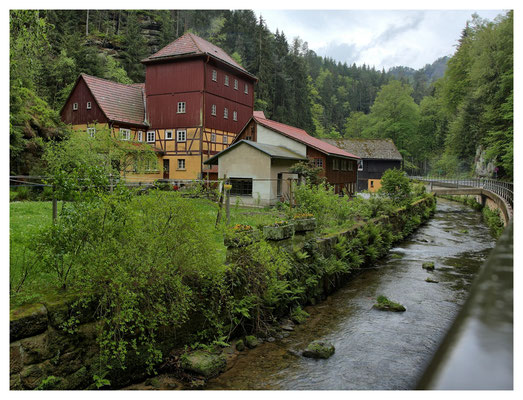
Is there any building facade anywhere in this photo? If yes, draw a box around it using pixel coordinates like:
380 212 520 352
323 138 403 192
61 33 257 181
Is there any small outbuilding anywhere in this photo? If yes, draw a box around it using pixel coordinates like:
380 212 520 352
205 112 360 206
323 138 403 192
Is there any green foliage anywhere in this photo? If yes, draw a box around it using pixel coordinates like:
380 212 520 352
289 161 324 185
379 169 413 205
482 207 504 239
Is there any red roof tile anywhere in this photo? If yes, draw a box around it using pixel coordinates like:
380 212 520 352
253 116 360 159
142 33 254 77
81 74 146 126
253 111 266 119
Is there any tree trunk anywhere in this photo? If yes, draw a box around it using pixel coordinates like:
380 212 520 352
86 10 89 37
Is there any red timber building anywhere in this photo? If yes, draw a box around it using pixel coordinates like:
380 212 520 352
61 33 257 181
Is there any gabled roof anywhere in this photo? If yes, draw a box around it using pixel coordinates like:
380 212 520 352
253 111 266 119
142 32 256 80
322 138 403 160
204 140 307 165
73 74 147 126
248 115 360 160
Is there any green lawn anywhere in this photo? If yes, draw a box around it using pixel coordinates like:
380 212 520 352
9 196 285 307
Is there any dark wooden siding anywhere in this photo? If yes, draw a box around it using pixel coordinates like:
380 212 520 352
145 58 204 96
306 147 327 179
234 119 257 142
204 93 253 134
205 60 254 108
146 92 202 129
325 156 358 185
357 159 402 191
61 78 108 125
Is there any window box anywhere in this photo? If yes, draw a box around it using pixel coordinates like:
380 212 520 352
263 223 295 241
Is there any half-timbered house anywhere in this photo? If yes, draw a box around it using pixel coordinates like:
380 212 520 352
61 32 257 181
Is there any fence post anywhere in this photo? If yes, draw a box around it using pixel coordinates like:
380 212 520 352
225 179 231 226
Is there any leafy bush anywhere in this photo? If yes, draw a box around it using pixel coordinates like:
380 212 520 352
379 168 412 205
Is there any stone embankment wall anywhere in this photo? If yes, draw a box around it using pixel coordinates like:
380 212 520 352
10 195 436 390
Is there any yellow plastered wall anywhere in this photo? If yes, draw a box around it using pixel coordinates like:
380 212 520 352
368 179 382 192
164 155 202 180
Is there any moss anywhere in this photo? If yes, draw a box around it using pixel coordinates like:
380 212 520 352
373 295 406 312
425 277 439 283
235 339 245 352
244 335 259 349
422 262 435 270
302 340 335 359
290 307 310 325
180 350 226 378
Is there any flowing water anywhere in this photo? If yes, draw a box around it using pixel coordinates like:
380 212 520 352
203 198 496 390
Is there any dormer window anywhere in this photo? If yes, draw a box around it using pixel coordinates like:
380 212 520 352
234 79 238 90
177 102 186 114
224 75 229 86
86 102 92 110
212 70 217 81
73 103 78 110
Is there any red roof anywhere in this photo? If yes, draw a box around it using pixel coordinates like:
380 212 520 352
253 111 266 119
142 33 254 78
81 74 146 126
253 115 360 159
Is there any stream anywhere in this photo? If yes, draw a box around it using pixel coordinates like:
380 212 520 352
203 198 496 390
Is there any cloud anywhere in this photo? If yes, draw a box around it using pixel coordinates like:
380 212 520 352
369 12 425 46
316 42 361 65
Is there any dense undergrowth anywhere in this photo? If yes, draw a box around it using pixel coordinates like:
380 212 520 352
10 169 435 385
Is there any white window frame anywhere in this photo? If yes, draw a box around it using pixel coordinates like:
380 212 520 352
86 101 92 110
314 158 323 168
87 127 96 138
211 104 216 116
234 79 238 90
211 133 216 143
224 107 228 119
223 135 228 144
244 84 248 94
177 129 186 142
233 111 237 121
120 128 131 141
357 160 363 171
137 131 143 142
73 102 78 110
212 70 217 81
177 102 186 114
165 130 173 140
147 130 155 143
177 159 186 170
224 75 229 86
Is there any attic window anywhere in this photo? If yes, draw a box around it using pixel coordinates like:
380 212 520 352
212 70 217 81
177 102 186 114
73 103 78 110
224 107 228 119
233 111 237 121
211 104 216 116
86 102 92 110
234 79 238 90
224 75 229 86
244 84 248 94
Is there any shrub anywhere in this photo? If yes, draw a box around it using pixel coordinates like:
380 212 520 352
379 168 412 205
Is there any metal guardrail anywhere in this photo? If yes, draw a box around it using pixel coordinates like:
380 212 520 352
409 176 513 211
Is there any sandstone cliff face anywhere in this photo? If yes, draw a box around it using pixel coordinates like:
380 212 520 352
474 145 496 178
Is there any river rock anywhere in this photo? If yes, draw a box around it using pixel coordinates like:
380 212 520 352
244 335 259 349
280 319 295 331
180 350 227 378
425 277 439 283
422 262 435 270
302 340 335 359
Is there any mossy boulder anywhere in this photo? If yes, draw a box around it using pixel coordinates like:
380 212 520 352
235 339 245 352
422 262 435 270
372 295 406 312
10 303 48 342
244 335 259 349
302 340 335 359
180 350 227 378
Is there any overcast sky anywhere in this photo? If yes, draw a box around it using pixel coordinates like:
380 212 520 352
252 9 505 70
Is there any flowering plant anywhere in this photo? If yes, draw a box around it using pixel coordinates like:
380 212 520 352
232 224 253 232
293 213 314 219
271 220 289 227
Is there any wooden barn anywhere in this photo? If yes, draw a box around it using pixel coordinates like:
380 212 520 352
323 138 403 192
205 112 360 206
61 32 258 181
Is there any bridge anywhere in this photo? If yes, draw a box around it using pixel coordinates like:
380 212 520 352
409 176 513 225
